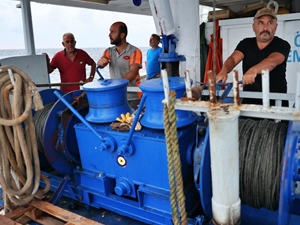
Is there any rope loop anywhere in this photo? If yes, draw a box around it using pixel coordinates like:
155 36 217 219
0 66 50 212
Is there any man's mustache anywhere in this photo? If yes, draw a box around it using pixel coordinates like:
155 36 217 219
260 30 270 35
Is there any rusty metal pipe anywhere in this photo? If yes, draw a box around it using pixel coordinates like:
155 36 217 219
207 70 216 104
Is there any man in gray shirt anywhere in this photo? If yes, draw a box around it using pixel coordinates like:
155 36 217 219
97 22 142 109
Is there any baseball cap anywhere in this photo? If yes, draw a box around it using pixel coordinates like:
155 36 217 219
254 8 277 19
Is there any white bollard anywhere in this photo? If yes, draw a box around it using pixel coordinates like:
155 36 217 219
207 107 241 225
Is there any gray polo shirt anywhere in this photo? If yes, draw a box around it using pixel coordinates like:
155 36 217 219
103 43 142 101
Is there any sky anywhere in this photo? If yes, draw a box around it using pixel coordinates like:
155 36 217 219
0 0 157 49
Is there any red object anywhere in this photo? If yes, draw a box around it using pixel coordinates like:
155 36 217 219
203 20 223 86
123 55 130 60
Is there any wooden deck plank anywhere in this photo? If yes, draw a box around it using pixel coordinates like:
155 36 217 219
4 206 33 219
15 214 31 224
30 199 104 225
24 211 65 225
0 214 22 225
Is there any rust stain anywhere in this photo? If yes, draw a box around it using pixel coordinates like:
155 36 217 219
233 70 240 105
207 70 216 103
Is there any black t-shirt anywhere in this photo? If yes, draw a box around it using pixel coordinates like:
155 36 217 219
236 37 290 105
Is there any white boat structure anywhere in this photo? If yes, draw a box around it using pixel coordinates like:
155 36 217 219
0 0 300 225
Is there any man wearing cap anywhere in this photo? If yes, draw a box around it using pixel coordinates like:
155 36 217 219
216 8 290 105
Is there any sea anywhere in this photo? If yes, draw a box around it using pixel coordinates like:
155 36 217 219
0 47 149 83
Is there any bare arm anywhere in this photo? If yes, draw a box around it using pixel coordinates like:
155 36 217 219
242 52 286 86
85 61 96 82
97 56 110 68
216 50 244 83
42 53 55 74
123 64 140 82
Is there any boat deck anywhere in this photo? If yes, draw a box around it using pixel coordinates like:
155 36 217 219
0 187 144 225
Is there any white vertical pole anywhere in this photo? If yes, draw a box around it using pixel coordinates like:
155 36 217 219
184 70 192 98
208 107 241 225
161 69 170 106
262 70 270 109
20 0 36 55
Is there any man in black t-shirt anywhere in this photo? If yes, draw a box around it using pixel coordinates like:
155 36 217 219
216 8 291 106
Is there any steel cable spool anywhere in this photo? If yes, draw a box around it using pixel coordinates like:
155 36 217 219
33 102 54 153
239 119 288 211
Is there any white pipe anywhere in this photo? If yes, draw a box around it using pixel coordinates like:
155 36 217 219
296 72 300 112
20 0 36 55
233 70 238 106
184 70 192 98
207 107 241 225
148 0 175 35
262 69 270 109
171 0 200 86
161 69 170 106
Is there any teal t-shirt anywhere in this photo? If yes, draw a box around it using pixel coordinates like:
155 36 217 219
146 47 162 79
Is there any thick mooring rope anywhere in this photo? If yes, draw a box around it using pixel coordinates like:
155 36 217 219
163 90 187 225
0 66 50 212
239 119 288 211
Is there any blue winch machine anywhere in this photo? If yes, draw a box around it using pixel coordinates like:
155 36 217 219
35 75 300 225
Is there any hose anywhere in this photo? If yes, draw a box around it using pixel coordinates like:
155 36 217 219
0 66 50 212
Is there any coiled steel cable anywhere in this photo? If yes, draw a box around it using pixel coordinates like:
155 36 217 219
239 119 288 211
33 103 54 152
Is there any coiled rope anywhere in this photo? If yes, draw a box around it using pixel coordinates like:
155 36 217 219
163 90 187 225
239 119 288 211
0 66 50 212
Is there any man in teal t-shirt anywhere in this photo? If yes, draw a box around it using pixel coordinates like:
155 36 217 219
146 34 162 79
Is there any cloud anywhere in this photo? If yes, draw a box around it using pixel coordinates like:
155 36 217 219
1 0 156 49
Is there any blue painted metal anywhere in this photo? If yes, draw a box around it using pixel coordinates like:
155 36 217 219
36 78 300 225
40 172 199 225
193 124 213 219
159 34 186 62
133 0 142 6
278 120 300 225
241 204 300 225
195 215 205 225
117 93 147 155
49 175 70 205
34 89 66 170
96 66 104 80
83 79 132 123
43 90 88 175
70 118 200 224
54 90 116 153
139 77 198 129
218 80 242 103
32 89 65 116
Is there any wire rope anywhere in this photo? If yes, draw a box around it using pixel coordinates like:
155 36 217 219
33 102 54 153
239 118 288 211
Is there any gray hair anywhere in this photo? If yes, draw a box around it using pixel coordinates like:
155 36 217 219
62 33 75 41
